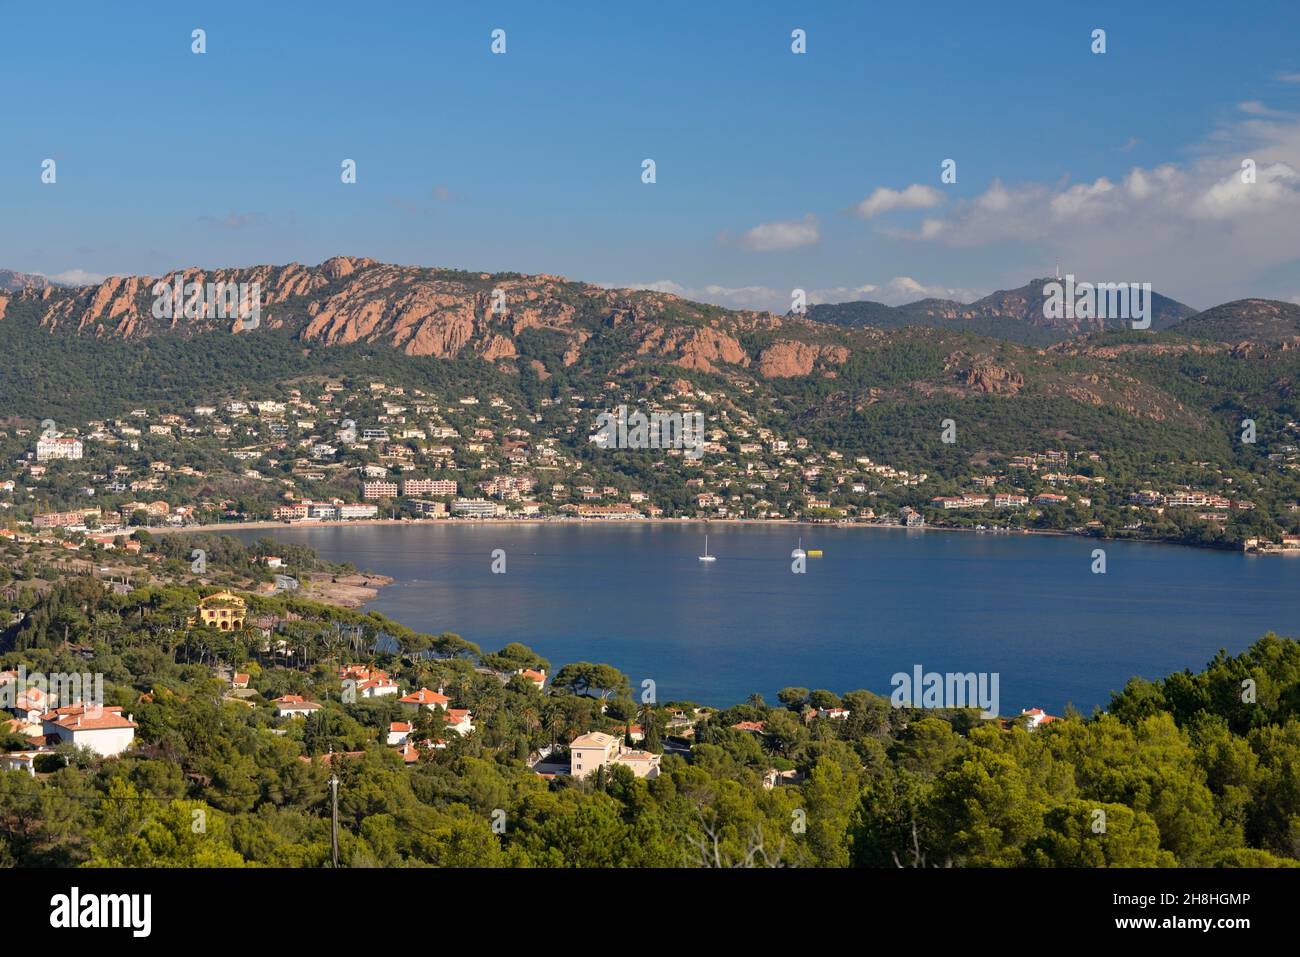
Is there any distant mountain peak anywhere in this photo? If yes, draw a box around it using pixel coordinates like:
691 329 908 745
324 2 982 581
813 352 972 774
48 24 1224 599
803 277 1196 345
0 268 55 292
1168 298 1300 345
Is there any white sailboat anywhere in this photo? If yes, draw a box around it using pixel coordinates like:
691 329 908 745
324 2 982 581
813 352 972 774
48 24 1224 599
792 536 806 560
698 535 716 562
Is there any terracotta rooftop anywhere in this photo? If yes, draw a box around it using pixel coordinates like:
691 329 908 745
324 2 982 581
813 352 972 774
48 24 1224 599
42 704 136 732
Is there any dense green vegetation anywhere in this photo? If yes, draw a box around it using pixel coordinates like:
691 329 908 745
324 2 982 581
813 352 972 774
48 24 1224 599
3 539 1299 867
0 303 522 424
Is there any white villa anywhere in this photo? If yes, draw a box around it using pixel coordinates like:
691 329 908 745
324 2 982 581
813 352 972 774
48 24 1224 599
41 704 136 757
273 695 322 718
398 688 450 712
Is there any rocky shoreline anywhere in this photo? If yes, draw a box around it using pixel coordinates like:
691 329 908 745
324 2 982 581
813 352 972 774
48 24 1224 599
298 571 395 609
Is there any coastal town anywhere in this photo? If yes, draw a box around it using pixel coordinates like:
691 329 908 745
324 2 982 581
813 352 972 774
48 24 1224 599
1 461 1295 877
4 376 1299 553
9 1 1300 929
2 576 1064 783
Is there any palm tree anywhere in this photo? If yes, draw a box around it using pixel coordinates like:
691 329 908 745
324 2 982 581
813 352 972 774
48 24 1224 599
542 702 564 752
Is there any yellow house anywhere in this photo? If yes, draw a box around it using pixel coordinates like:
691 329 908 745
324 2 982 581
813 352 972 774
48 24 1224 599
191 591 247 631
568 730 661 780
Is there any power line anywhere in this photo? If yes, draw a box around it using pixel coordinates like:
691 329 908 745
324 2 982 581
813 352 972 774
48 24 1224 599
0 775 333 804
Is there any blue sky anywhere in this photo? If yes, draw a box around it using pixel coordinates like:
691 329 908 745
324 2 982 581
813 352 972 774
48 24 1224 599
4 0 1300 310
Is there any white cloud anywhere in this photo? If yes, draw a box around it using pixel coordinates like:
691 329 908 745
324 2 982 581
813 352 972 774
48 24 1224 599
1049 177 1117 220
603 276 986 313
1278 72 1300 84
1239 100 1289 118
1193 161 1299 218
605 103 1300 314
615 279 686 295
808 277 987 307
911 157 1300 243
891 107 1300 304
854 184 944 219
695 284 793 310
735 214 820 252
600 279 785 312
48 269 108 286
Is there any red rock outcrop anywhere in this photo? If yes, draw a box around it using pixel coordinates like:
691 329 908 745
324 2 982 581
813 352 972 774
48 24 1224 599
9 258 864 380
480 334 517 361
756 340 848 378
961 363 1024 395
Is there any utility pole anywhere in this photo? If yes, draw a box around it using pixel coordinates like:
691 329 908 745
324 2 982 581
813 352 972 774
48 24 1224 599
329 749 340 868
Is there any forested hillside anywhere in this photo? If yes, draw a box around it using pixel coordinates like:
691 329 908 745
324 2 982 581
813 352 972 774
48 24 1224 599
2 536 1299 868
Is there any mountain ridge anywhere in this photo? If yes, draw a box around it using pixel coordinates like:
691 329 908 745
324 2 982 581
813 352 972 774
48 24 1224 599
6 260 1292 360
0 268 58 293
0 256 857 379
803 278 1199 345
1167 298 1300 345
2 258 1298 465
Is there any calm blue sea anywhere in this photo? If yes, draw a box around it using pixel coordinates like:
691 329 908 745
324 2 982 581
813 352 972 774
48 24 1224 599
232 522 1300 713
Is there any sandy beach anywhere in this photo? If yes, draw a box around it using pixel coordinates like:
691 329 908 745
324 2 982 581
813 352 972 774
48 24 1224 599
141 515 1132 546
147 514 1041 534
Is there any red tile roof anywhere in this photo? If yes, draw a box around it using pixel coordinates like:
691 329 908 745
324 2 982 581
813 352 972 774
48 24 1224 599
42 704 136 732
273 695 321 710
399 688 449 706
